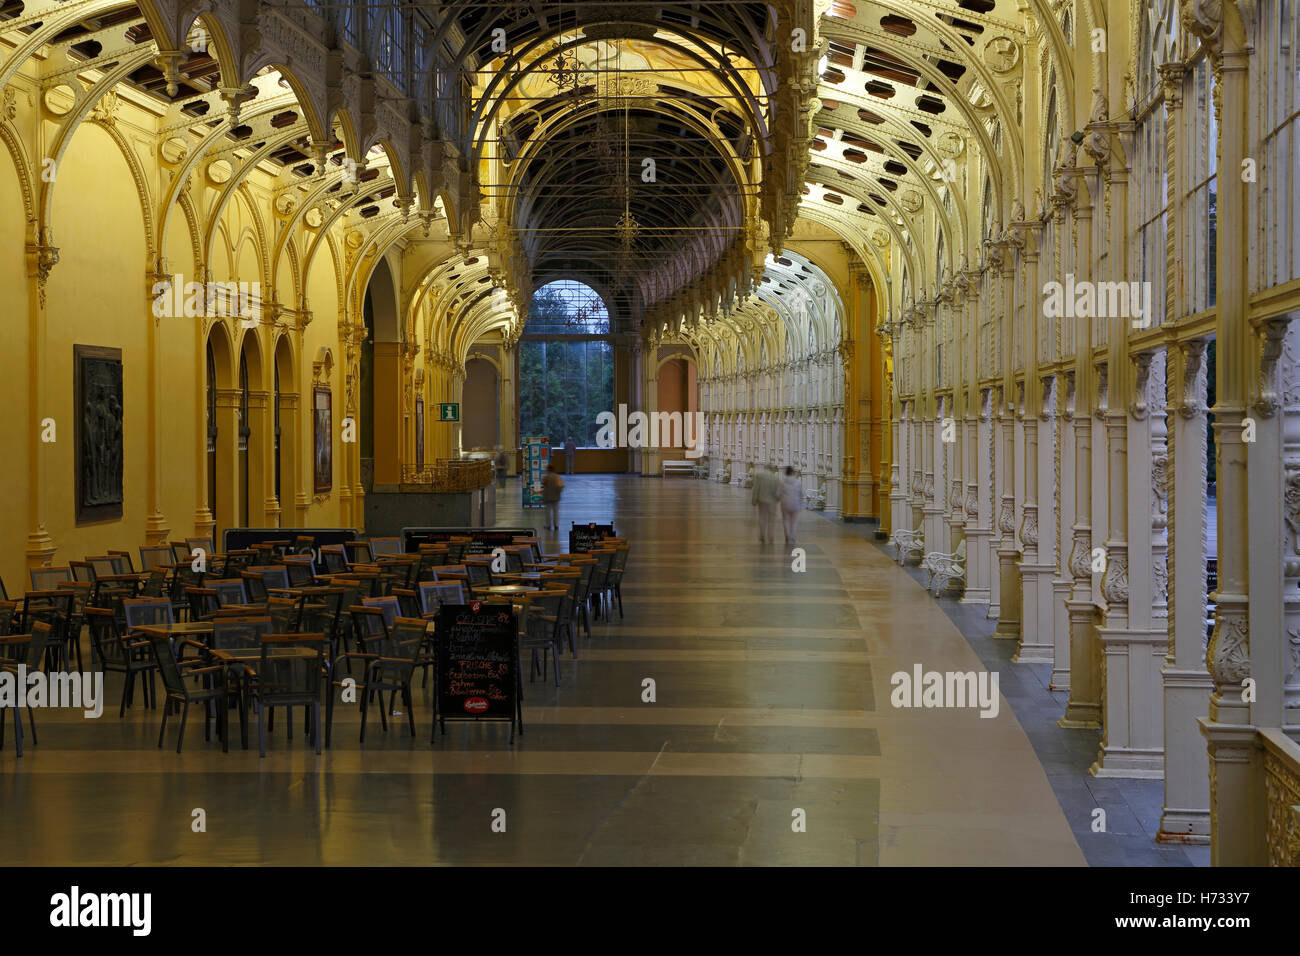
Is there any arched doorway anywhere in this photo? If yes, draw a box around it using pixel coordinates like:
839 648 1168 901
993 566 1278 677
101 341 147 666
363 255 402 486
462 357 499 450
205 325 236 535
654 356 697 456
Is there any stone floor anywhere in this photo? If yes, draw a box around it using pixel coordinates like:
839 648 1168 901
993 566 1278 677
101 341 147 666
3 475 1105 865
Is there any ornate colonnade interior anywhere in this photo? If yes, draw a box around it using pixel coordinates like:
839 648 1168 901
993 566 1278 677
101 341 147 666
1 0 1298 866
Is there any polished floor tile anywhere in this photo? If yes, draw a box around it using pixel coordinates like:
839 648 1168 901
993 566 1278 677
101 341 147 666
0 475 1088 866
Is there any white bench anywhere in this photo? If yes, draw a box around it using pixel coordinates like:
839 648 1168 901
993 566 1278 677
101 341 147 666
662 460 695 477
889 524 925 566
922 539 966 595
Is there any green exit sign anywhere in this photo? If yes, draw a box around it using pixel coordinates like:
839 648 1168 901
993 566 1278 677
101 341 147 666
438 403 460 422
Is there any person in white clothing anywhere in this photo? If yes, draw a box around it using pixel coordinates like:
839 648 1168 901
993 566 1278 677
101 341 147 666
780 466 803 543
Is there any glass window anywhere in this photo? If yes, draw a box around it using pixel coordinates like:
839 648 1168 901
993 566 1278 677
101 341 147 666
518 281 615 446
1259 0 1300 288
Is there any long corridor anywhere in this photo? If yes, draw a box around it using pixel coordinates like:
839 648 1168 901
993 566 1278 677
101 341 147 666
0 476 1084 866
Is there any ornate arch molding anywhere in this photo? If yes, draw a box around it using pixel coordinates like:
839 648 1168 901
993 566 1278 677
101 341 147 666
0 116 37 229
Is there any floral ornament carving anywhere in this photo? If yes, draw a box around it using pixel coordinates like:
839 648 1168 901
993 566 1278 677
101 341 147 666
1101 551 1128 604
1152 452 1169 530
1020 507 1038 547
1254 317 1292 418
998 500 1015 534
1285 463 1300 573
1208 616 1250 685
1083 90 1111 165
1069 531 1093 580
1152 554 1169 609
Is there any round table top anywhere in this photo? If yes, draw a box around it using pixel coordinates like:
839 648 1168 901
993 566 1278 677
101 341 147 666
481 585 537 595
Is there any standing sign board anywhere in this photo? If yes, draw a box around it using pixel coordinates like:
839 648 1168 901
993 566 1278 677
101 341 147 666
402 527 536 554
432 602 521 742
569 522 616 553
521 436 550 508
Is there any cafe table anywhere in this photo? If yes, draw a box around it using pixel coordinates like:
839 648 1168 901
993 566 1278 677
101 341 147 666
481 585 537 596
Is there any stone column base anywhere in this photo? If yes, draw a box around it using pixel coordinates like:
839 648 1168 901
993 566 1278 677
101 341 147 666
1158 665 1214 844
1089 627 1168 779
1013 561 1056 663
993 547 1021 638
1059 599 1102 728
1049 577 1072 691
960 527 991 604
26 527 57 571
1199 718 1263 865
144 511 170 546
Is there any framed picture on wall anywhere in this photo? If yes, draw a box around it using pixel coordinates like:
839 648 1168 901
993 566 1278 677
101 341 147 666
313 385 332 493
415 397 425 469
74 344 124 523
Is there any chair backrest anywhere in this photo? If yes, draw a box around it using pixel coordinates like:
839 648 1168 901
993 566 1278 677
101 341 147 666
89 556 117 579
140 546 173 571
301 587 346 643
108 551 135 573
464 559 492 585
123 597 174 630
221 549 257 577
259 566 291 591
185 586 220 619
0 577 6 602
511 538 541 563
432 565 467 580
362 595 400 628
170 542 191 564
30 567 71 590
369 537 403 556
344 541 374 565
146 633 191 696
210 578 248 607
391 588 421 618
87 607 130 666
266 596 300 633
241 570 268 601
26 621 56 669
70 561 97 583
501 547 527 572
211 615 272 650
256 634 326 701
0 600 16 636
186 538 214 557
140 567 169 598
370 618 425 684
610 545 630 573
22 590 73 635
319 545 348 572
524 589 567 642
446 538 470 563
282 556 316 587
349 605 389 649
418 581 465 613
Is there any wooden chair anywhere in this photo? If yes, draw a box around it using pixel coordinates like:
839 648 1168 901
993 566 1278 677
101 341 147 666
88 606 158 716
247 634 327 756
0 622 57 755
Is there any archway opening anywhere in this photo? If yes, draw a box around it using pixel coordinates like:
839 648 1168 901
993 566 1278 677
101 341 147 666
518 280 614 447
462 357 499 450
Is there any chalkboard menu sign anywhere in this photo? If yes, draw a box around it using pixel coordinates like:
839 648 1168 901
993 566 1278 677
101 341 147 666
432 602 522 742
568 521 615 554
402 527 536 555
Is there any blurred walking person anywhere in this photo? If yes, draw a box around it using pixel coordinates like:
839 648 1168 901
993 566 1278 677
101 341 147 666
752 463 781 544
541 461 565 530
494 445 508 490
780 466 803 543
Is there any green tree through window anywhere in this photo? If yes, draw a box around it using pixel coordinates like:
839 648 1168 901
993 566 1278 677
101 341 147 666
518 281 614 447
